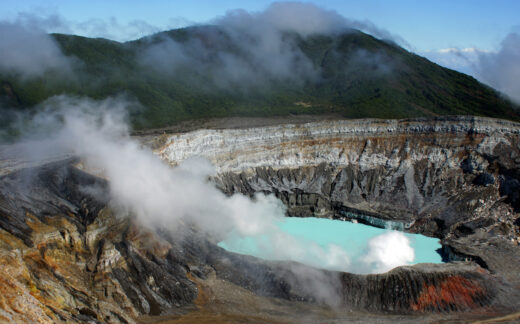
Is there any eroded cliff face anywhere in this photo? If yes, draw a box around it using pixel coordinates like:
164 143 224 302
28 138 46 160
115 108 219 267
0 116 519 323
156 116 520 283
157 116 520 174
0 163 198 323
0 164 517 323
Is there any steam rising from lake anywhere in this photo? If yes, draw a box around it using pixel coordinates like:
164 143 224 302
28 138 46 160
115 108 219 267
4 95 421 274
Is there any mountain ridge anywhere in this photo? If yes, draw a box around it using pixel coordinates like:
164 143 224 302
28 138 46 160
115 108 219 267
0 25 518 130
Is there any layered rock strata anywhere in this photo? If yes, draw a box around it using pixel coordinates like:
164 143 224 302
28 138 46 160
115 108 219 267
0 116 519 322
0 163 197 323
1 163 519 323
157 116 520 284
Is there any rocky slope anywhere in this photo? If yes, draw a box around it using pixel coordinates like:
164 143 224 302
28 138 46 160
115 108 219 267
0 116 519 323
156 116 520 283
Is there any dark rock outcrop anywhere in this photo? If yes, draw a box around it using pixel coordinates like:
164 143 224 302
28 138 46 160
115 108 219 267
1 117 520 322
0 159 519 323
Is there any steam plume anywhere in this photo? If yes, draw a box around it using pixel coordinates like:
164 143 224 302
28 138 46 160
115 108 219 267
3 95 416 275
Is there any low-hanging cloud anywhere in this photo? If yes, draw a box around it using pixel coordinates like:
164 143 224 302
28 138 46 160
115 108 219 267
218 2 346 38
421 47 482 76
73 17 161 42
3 94 417 276
139 21 318 90
139 2 403 90
1 2 404 91
0 20 75 79
475 32 520 104
422 32 520 105
8 11 162 43
215 2 406 44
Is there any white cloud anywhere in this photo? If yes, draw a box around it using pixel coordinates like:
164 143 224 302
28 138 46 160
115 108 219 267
437 47 486 54
475 32 520 104
72 17 161 42
423 32 520 105
215 2 406 44
420 47 483 76
3 12 162 42
5 2 406 44
0 20 75 79
139 2 404 91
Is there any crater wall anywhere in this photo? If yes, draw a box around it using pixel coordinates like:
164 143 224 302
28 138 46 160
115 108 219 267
0 117 519 322
156 116 520 283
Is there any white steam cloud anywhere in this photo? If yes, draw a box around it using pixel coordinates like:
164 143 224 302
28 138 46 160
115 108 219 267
0 21 75 79
362 231 415 273
222 228 415 273
4 95 416 274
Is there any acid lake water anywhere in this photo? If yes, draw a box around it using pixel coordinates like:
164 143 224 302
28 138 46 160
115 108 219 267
218 217 443 273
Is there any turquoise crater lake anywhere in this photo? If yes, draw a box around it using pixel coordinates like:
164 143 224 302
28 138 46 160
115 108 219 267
218 217 444 273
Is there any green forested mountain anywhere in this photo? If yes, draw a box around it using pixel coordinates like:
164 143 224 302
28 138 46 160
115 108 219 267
1 26 518 129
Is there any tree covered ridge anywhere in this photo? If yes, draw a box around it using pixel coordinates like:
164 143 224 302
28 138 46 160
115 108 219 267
1 26 518 130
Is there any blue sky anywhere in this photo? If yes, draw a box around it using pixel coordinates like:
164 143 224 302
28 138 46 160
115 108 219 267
1 0 518 52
